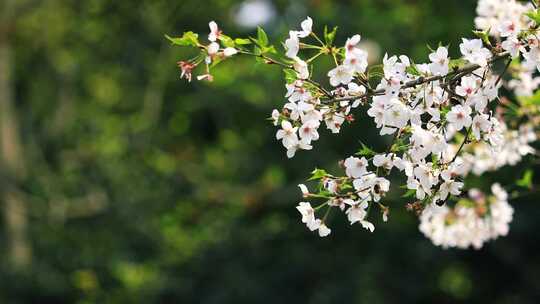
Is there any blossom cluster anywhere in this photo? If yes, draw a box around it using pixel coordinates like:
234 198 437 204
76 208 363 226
296 156 391 236
277 0 539 242
419 184 513 249
459 123 536 176
476 0 540 95
273 20 369 157
169 0 540 248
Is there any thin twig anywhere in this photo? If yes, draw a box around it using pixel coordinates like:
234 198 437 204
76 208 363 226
495 59 512 86
449 126 472 164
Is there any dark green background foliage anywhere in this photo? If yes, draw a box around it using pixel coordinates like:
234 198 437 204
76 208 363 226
1 0 539 303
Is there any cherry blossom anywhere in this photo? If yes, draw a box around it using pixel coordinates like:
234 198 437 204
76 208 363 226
208 21 221 42
446 105 472 131
328 65 354 86
428 46 450 76
459 38 491 66
344 156 368 178
285 31 300 59
172 0 540 245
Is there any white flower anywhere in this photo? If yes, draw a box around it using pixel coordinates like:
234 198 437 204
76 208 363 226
491 183 508 201
293 58 310 79
456 75 478 97
197 73 214 82
353 172 376 191
360 220 375 232
207 42 220 55
307 218 322 231
298 120 320 143
208 21 220 42
371 177 390 202
382 208 389 222
428 47 449 75
285 31 300 59
318 223 331 237
523 47 540 71
286 139 312 158
446 105 472 131
297 17 313 38
285 82 311 103
414 163 438 195
459 38 491 67
328 65 354 86
298 184 309 197
467 94 488 112
523 46 540 72
296 202 314 223
419 184 514 249
223 47 238 57
344 48 369 73
271 109 280 126
498 20 519 37
501 36 524 58
373 154 394 170
345 34 361 53
472 113 491 140
324 112 345 133
393 157 414 177
296 202 321 231
367 97 387 128
383 53 410 83
276 120 298 148
441 160 466 181
324 179 338 193
284 102 301 121
383 98 410 130
407 177 426 200
438 180 464 201
347 82 366 97
345 200 368 225
344 156 368 178
301 108 323 124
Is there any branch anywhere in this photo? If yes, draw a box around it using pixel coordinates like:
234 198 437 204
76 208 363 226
322 51 510 105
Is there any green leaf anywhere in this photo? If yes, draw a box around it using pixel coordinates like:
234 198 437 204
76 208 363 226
473 29 492 47
283 69 297 84
219 34 235 48
526 10 540 24
234 38 252 45
431 154 439 166
516 169 534 189
341 184 353 191
165 32 199 47
449 58 467 70
308 168 328 181
257 26 269 47
355 142 376 158
390 140 409 153
368 64 384 80
324 26 338 46
406 63 421 76
261 45 277 54
402 189 416 198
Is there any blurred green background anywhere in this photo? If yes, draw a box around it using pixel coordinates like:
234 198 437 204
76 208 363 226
1 0 540 303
